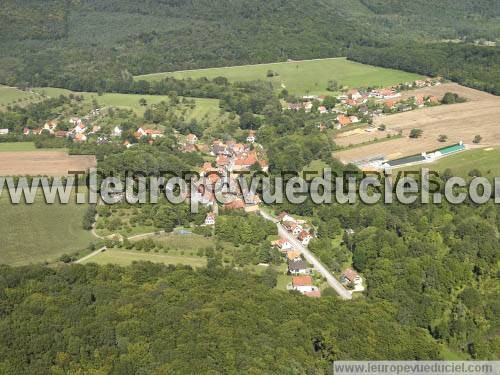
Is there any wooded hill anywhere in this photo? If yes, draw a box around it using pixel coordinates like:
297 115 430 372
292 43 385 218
0 0 499 93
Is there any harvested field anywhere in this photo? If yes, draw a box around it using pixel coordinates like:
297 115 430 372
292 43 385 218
333 84 500 164
0 151 96 176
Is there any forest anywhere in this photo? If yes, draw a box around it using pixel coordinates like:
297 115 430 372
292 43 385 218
0 0 499 94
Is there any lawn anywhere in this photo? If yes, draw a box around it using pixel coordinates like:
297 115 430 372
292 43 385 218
136 57 424 95
82 248 207 268
32 88 221 120
0 142 37 152
406 147 500 179
0 193 94 266
0 85 39 107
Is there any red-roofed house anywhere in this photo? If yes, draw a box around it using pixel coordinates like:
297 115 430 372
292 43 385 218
298 230 313 246
291 276 314 293
336 115 351 127
341 268 362 286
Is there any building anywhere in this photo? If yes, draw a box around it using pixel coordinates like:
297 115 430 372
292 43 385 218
271 238 293 252
286 250 301 261
347 89 362 101
336 115 351 127
298 230 313 246
341 268 362 286
204 212 216 226
291 275 314 293
0 129 9 135
246 130 256 143
288 259 308 275
187 133 198 144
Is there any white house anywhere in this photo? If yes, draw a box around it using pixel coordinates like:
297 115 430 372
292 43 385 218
291 276 315 293
204 212 216 226
0 129 9 135
112 126 122 137
298 230 313 246
288 259 308 275
341 268 362 286
246 130 256 143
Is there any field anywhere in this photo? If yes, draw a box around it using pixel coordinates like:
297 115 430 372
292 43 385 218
406 147 500 178
0 85 40 108
0 142 37 152
333 83 500 165
33 88 221 119
136 57 424 95
83 248 207 268
0 194 94 266
0 150 96 176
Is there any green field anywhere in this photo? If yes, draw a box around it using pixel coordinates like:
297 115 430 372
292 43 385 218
0 194 94 266
83 248 207 267
0 142 37 152
33 88 221 119
136 57 424 95
407 147 500 179
0 85 39 107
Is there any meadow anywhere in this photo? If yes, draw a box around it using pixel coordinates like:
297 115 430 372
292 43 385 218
0 85 41 108
136 57 424 95
32 88 221 119
0 142 37 152
0 193 94 266
411 147 500 179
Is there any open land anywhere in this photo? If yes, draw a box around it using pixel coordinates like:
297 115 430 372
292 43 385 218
333 83 500 164
0 192 94 266
135 57 424 95
0 150 96 176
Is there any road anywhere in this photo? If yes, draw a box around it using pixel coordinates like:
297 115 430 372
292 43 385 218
260 210 352 300
75 246 106 264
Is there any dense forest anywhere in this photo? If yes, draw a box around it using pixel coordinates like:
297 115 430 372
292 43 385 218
0 263 440 373
0 0 499 93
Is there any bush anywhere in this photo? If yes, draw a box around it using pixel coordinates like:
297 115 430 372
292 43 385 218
409 128 423 138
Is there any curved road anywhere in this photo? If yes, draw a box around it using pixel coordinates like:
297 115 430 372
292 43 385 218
260 210 352 300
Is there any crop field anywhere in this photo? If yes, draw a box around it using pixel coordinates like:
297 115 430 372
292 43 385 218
0 193 94 266
0 85 40 108
333 84 500 165
135 57 424 95
0 150 96 176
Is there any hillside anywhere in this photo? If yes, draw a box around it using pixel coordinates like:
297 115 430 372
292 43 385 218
0 0 499 92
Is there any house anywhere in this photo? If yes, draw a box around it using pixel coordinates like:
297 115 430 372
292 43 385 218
212 140 230 156
112 126 122 137
336 115 351 127
233 152 258 170
246 130 256 143
43 120 58 133
347 89 362 101
187 133 198 144
0 129 9 135
204 212 216 226
303 102 313 113
286 249 301 261
282 221 302 236
73 133 87 143
145 128 164 139
258 159 269 172
201 162 216 175
349 116 360 124
123 140 136 149
318 106 328 114
427 96 440 104
414 95 425 108
291 275 314 292
55 130 68 138
341 268 362 286
91 125 101 133
298 230 313 246
23 128 31 136
223 198 246 210
287 102 303 111
216 155 230 168
74 123 87 134
288 259 309 275
271 239 293 252
277 212 295 223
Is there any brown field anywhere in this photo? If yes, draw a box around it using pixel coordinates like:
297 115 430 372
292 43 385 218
0 151 96 176
333 83 500 164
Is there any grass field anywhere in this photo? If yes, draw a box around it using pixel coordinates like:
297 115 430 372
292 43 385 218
0 85 38 107
82 248 207 267
0 142 37 152
408 147 500 179
33 88 221 119
136 57 424 95
0 194 94 266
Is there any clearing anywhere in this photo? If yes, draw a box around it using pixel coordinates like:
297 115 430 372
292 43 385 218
0 193 94 266
135 57 423 95
333 83 500 165
0 150 96 176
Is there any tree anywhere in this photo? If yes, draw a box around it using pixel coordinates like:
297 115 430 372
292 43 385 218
322 96 337 109
139 98 147 106
438 134 448 142
473 135 482 144
409 128 423 138
327 80 339 92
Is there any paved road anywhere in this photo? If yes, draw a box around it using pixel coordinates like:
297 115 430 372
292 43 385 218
260 210 352 300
